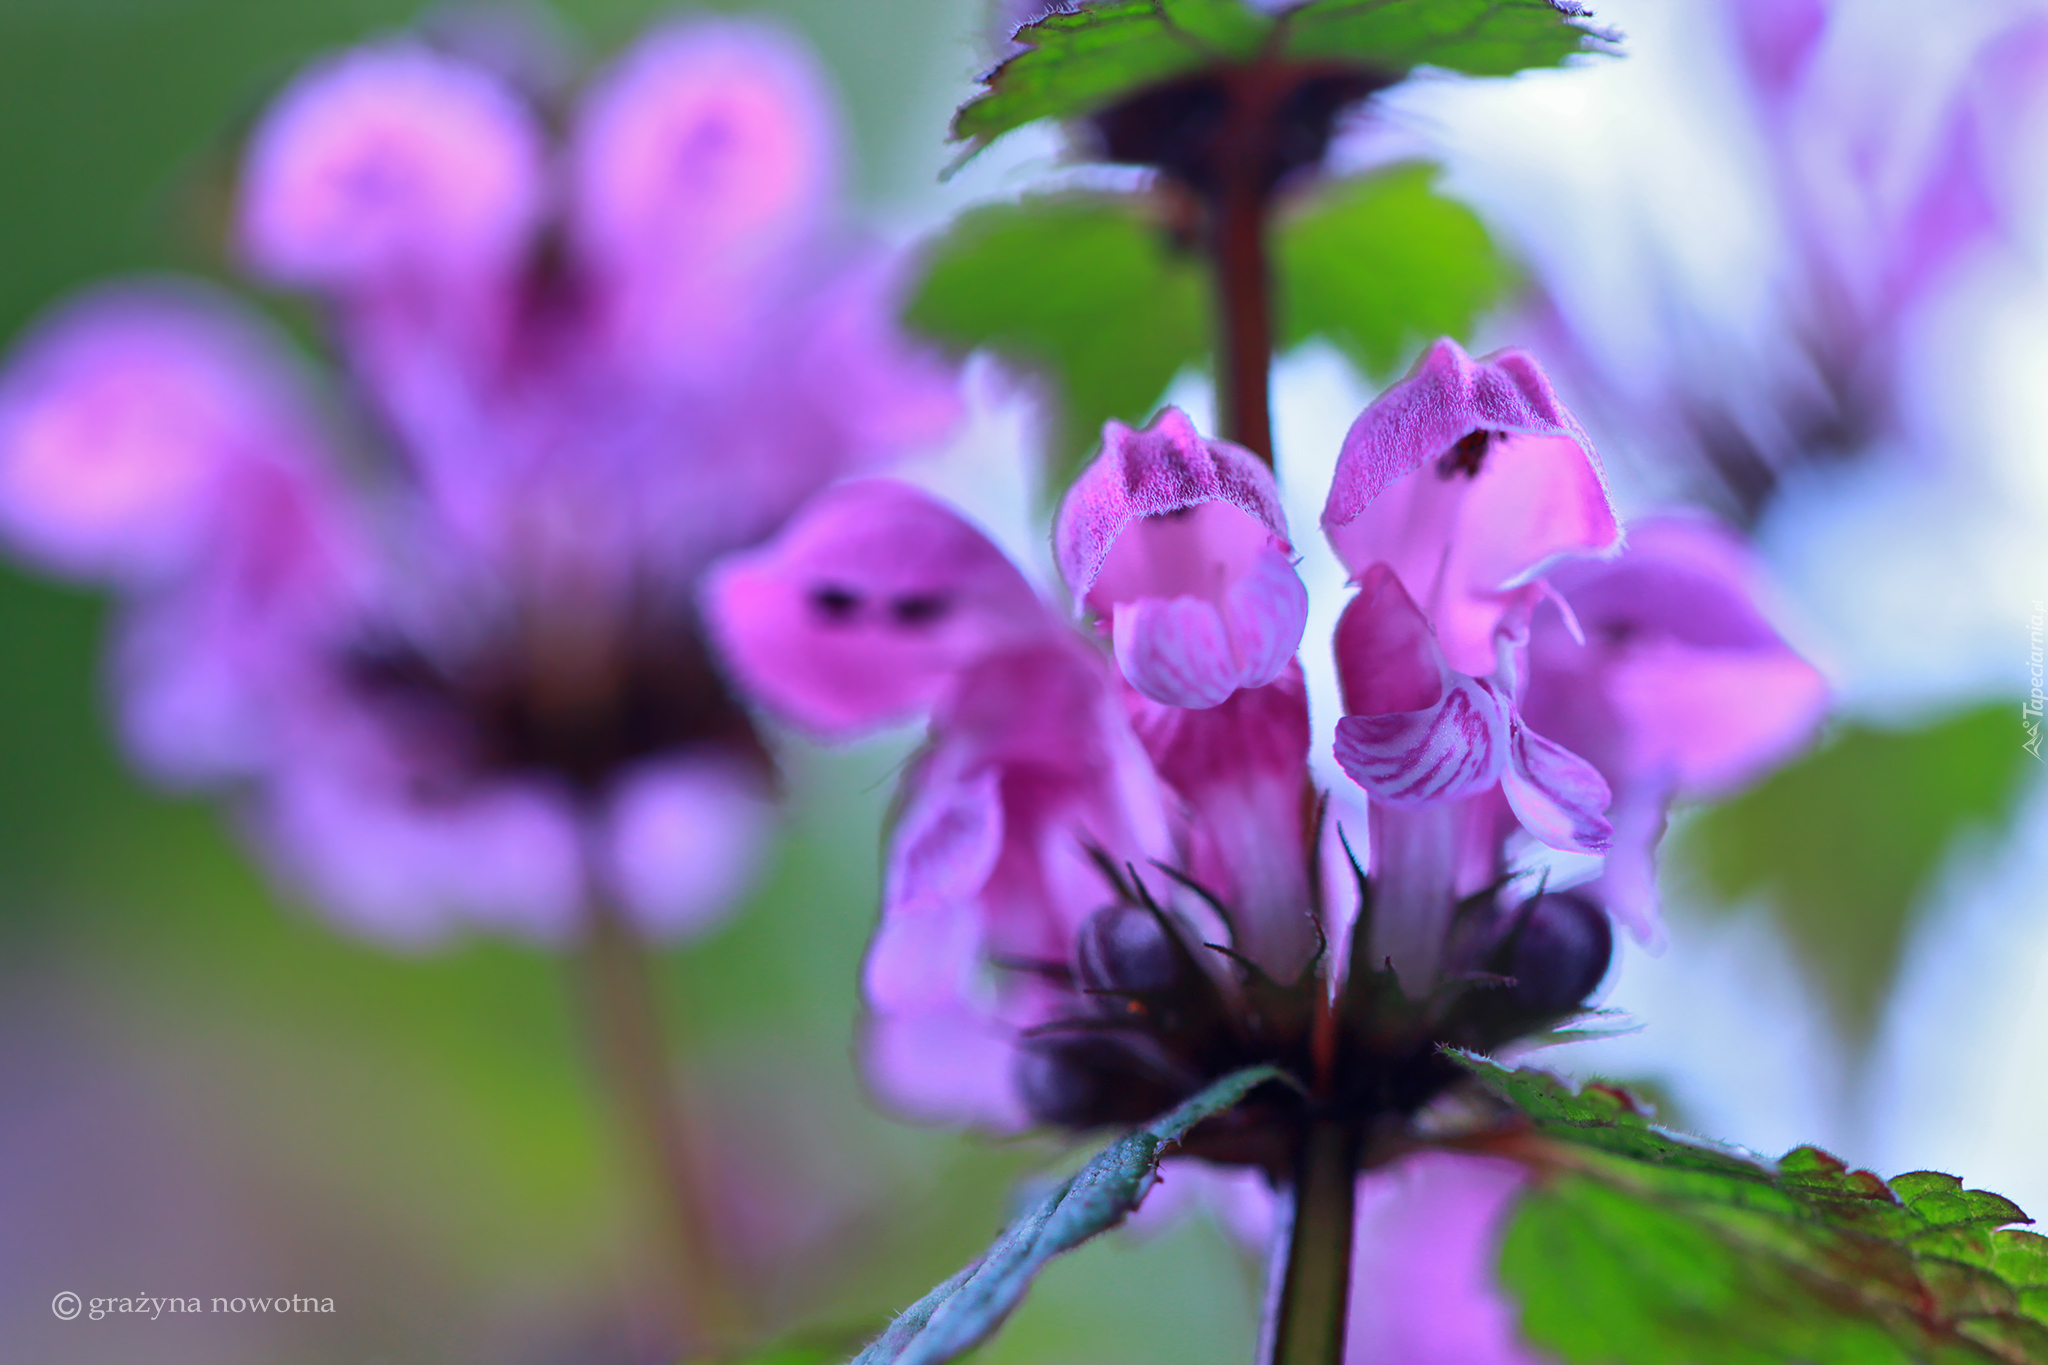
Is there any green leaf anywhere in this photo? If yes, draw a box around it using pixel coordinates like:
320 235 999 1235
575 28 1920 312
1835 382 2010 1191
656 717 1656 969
958 0 1606 155
903 193 1211 496
903 169 1509 498
1675 702 2040 1046
1279 0 1609 76
849 1065 1286 1365
1275 164 1512 380
1450 1054 2048 1365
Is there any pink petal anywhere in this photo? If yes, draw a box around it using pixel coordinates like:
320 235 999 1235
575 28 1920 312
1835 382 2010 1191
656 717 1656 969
1334 677 1508 809
1348 1152 1541 1365
1333 564 1509 806
598 755 774 940
1333 564 1445 717
863 640 1173 1126
260 768 586 945
868 764 1006 1010
703 480 1057 739
239 44 544 301
1530 514 1828 796
1056 407 1290 601
861 1007 1032 1130
1500 718 1614 855
570 19 835 368
1725 0 1827 102
1106 540 1308 709
1127 667 1317 977
1322 340 1619 674
1059 408 1306 707
787 256 964 461
1589 779 1675 950
1224 542 1314 689
0 288 328 583
1111 593 1239 709
1607 646 1828 796
1522 515 1826 941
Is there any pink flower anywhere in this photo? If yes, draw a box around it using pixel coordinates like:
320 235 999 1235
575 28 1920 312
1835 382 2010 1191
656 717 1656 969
1054 408 1309 709
1521 514 1829 944
1322 338 1618 678
711 347 1824 1118
711 367 1817 1353
0 21 958 944
1346 1153 1541 1365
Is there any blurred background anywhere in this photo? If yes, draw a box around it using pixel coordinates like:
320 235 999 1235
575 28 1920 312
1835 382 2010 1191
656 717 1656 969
1 0 2043 1361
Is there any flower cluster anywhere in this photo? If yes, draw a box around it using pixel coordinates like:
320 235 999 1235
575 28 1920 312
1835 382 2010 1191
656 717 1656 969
711 338 1825 1355
0 22 957 943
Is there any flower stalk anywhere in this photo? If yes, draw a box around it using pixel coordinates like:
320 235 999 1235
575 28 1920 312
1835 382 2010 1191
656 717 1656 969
575 900 745 1350
1261 1117 1362 1365
1210 166 1277 467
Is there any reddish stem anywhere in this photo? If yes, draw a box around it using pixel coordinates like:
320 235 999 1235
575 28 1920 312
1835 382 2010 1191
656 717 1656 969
1211 166 1277 466
576 902 746 1351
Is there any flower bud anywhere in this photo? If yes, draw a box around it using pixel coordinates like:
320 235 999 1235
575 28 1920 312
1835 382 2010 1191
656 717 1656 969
1075 902 1183 996
1501 891 1612 1014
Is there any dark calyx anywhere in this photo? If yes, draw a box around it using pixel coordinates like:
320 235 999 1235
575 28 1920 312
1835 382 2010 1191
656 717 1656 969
1015 868 1614 1177
343 592 770 799
1091 62 1392 200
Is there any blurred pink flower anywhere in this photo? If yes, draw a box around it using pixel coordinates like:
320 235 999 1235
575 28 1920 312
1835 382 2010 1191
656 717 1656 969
1521 513 1829 944
1534 0 2048 516
0 21 958 944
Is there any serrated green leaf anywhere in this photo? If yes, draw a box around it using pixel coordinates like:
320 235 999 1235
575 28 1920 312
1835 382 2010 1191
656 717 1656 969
957 0 1272 150
1676 703 2040 1047
849 1065 1285 1365
958 0 1607 156
1280 0 1607 75
1276 164 1513 379
903 193 1209 497
1449 1054 2046 1364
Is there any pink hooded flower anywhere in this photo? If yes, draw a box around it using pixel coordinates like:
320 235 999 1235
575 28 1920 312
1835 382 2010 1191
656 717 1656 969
0 21 958 944
712 355 1822 1118
1521 514 1829 943
709 470 1317 1135
1322 338 1618 678
1314 341 1621 976
1054 407 1309 709
711 377 1813 1359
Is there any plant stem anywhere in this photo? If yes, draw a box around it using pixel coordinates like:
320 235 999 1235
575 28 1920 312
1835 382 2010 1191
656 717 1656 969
1261 1118 1361 1365
576 900 745 1350
1208 167 1277 466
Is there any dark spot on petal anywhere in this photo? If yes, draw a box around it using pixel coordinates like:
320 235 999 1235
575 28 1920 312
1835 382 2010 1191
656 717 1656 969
1437 429 1495 480
809 585 862 623
889 592 951 627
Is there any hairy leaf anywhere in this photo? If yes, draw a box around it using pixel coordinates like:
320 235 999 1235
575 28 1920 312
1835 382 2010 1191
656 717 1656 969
903 169 1508 497
1276 164 1511 379
1675 703 2040 1046
1451 1054 2048 1364
849 1065 1285 1365
959 0 1608 155
904 193 1209 497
